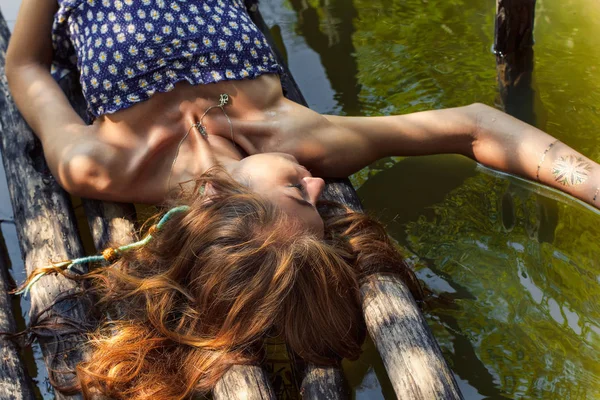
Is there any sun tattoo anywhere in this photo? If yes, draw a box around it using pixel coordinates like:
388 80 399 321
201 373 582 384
551 155 592 186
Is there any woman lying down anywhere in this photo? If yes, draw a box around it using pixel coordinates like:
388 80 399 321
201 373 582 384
6 0 600 398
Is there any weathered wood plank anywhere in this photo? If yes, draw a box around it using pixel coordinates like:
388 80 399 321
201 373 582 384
494 0 537 124
0 12 89 400
82 199 137 251
213 365 276 400
300 365 349 400
0 231 35 400
361 275 463 399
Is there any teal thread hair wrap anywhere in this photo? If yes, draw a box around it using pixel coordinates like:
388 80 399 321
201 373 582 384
16 205 191 296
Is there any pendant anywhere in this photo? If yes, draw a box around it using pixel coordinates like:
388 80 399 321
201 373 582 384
219 93 229 107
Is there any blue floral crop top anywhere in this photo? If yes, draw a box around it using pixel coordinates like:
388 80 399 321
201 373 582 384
51 0 282 118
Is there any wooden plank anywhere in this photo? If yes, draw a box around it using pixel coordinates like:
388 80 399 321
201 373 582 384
361 275 463 399
213 365 276 400
81 199 137 250
0 231 35 400
494 0 537 124
0 12 89 400
300 365 349 400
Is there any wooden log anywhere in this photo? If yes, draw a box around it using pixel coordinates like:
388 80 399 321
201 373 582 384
0 231 35 400
361 275 463 399
0 12 90 400
82 199 137 250
300 365 349 400
494 0 537 124
213 365 276 400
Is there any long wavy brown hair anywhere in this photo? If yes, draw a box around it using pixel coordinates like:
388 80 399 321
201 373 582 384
75 169 421 399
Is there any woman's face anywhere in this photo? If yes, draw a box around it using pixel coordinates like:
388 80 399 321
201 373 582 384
233 153 326 237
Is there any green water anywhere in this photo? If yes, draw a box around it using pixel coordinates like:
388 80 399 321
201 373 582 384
261 0 600 398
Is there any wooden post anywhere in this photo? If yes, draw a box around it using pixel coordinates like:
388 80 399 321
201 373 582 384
494 0 537 124
0 232 35 400
361 275 463 399
0 13 89 400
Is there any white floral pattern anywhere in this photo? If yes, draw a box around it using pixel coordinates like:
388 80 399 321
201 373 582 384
51 0 281 118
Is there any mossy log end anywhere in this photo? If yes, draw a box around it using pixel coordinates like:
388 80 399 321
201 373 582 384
0 235 35 400
0 12 91 400
361 275 463 400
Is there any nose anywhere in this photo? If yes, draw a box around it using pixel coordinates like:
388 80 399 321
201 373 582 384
303 177 325 205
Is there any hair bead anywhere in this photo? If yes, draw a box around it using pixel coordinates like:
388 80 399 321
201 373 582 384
16 205 191 296
102 248 120 263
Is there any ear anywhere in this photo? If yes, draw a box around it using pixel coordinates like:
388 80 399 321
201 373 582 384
197 182 219 208
203 182 218 197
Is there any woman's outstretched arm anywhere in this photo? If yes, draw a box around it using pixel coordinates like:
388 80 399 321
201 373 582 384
324 103 600 208
6 0 124 199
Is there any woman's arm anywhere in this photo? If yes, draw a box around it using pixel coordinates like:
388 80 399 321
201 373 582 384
325 103 600 208
470 103 600 207
6 0 124 198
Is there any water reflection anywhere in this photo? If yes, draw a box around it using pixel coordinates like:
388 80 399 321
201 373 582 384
285 0 362 115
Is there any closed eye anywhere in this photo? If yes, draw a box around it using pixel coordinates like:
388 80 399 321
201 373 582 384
289 183 306 194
